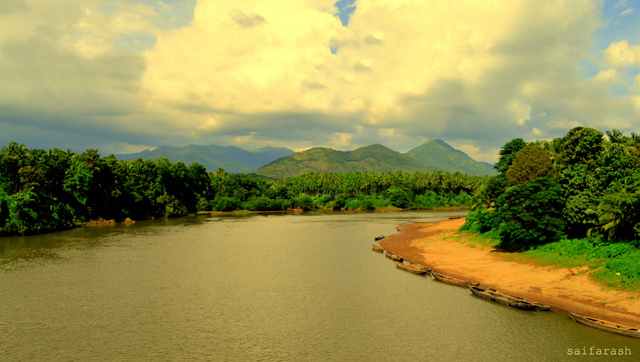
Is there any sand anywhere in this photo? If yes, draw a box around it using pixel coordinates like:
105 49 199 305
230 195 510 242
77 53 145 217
379 218 640 327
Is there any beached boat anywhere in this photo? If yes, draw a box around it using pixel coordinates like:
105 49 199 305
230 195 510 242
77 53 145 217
478 287 551 311
448 216 462 219
395 261 430 275
432 271 479 288
374 235 385 241
372 244 385 253
469 286 537 311
568 312 640 339
385 251 403 262
497 290 552 311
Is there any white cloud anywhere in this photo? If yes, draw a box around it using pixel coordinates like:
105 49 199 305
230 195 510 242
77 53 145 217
449 142 500 163
603 40 640 67
593 67 620 83
331 132 353 148
507 100 532 126
620 8 634 16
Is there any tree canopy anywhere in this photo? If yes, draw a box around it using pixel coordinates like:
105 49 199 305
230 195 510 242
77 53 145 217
464 126 640 251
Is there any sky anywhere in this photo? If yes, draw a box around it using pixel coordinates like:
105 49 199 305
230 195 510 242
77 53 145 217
1 0 639 163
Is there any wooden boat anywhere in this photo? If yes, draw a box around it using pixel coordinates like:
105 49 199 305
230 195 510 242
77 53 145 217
374 235 386 241
568 311 640 339
432 271 479 288
372 244 384 253
384 251 403 262
479 287 551 311
395 261 430 275
469 286 537 311
497 290 552 311
448 216 462 219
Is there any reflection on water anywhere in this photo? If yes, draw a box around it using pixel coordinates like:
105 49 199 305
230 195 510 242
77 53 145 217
1 210 638 361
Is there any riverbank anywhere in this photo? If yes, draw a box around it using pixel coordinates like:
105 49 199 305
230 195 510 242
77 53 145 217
379 219 640 327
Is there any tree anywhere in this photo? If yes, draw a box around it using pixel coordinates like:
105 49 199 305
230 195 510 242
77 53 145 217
494 138 527 173
589 179 640 241
387 188 411 209
495 177 565 251
506 144 553 186
558 127 604 168
606 129 625 144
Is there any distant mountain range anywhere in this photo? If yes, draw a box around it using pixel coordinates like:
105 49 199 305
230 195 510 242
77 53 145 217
114 145 294 174
114 139 496 177
252 144 438 178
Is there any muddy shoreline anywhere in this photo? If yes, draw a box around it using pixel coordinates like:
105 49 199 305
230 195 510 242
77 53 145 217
379 219 640 328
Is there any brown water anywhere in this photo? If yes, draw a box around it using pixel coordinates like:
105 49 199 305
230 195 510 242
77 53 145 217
1 211 638 361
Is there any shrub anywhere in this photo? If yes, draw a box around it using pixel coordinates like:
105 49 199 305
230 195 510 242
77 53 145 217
294 193 313 211
212 197 241 212
360 198 375 210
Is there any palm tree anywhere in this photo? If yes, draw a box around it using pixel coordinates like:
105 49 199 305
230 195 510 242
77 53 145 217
606 129 625 144
590 180 640 240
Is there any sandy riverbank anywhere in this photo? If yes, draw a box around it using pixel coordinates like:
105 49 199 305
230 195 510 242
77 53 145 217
379 219 640 327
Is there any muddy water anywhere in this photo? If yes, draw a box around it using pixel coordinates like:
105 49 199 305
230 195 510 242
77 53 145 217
1 211 638 361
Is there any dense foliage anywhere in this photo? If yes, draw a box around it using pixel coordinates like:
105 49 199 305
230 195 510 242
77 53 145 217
462 127 640 289
462 127 640 285
0 142 486 236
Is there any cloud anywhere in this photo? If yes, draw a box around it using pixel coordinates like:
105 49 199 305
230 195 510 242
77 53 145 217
448 141 501 163
2 0 640 164
620 8 634 16
593 67 620 83
603 39 640 67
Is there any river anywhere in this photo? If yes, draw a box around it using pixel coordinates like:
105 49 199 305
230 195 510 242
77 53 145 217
1 211 638 361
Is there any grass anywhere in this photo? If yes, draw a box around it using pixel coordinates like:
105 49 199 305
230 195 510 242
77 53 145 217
454 224 640 292
448 231 498 248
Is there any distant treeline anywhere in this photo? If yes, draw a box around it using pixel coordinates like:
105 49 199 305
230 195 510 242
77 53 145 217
461 127 640 288
0 141 487 236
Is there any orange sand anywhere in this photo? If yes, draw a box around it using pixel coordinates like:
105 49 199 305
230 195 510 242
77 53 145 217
380 219 640 327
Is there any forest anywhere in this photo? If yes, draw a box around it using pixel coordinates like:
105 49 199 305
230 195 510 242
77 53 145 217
461 127 640 288
0 141 485 236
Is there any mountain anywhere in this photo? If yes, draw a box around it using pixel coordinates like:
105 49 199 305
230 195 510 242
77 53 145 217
114 145 294 173
406 139 496 176
253 144 437 178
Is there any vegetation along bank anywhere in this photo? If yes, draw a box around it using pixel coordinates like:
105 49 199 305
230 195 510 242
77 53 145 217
0 141 485 236
460 127 640 292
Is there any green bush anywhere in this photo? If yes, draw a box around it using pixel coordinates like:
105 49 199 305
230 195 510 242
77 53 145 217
345 199 361 209
212 197 241 212
294 193 313 211
387 188 411 209
360 198 375 210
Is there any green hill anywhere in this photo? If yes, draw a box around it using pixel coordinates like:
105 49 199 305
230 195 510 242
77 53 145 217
253 144 437 178
406 139 496 176
114 145 294 173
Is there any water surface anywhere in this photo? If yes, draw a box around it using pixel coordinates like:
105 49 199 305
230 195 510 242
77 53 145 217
1 211 638 361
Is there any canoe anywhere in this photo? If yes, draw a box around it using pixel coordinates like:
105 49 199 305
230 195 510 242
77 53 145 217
395 261 430 275
481 287 551 311
384 251 403 262
568 311 640 339
432 271 479 288
372 244 385 253
470 286 537 311
375 235 386 241
448 216 462 219
496 289 552 311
